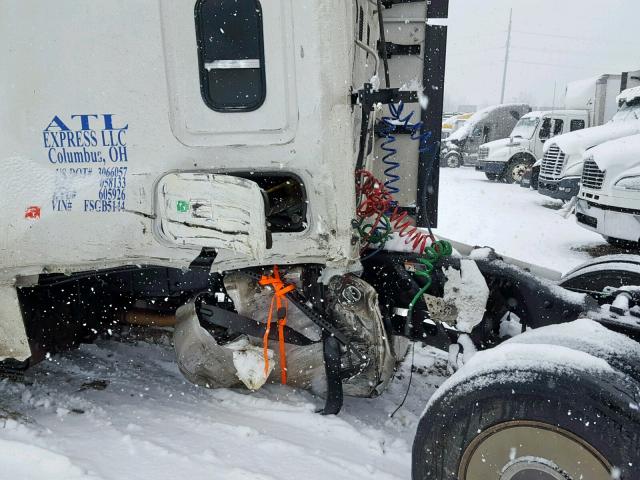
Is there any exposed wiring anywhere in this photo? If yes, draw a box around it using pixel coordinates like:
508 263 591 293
389 342 414 418
355 169 438 254
354 39 379 76
407 240 453 316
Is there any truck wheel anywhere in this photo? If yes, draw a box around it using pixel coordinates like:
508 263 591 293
559 253 640 294
503 158 532 184
485 173 499 181
444 153 462 168
412 340 640 480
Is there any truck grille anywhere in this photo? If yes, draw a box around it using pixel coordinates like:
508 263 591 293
581 159 605 190
540 144 566 180
478 147 489 161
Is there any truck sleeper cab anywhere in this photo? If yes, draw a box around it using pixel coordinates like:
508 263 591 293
476 110 588 184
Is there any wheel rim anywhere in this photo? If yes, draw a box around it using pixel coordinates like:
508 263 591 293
447 155 459 167
511 163 528 182
458 420 612 480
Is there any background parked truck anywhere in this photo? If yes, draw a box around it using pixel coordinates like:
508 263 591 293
476 110 589 183
440 104 530 168
441 112 472 140
539 76 640 201
576 133 640 246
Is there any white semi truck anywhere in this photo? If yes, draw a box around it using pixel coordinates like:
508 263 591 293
1 2 639 479
476 109 589 183
539 81 640 201
576 133 640 245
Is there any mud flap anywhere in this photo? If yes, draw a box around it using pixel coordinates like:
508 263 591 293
320 336 343 415
0 285 31 363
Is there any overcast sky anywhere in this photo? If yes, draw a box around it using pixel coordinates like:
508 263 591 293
444 0 640 111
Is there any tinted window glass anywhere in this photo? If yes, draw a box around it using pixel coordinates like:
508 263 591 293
195 0 266 112
570 119 586 131
539 118 551 139
552 119 564 136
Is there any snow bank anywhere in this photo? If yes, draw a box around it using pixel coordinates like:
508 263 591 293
0 438 101 480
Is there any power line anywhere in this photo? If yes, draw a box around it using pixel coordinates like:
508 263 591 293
509 59 614 70
512 29 636 45
510 44 622 57
446 46 505 57
448 31 507 41
446 61 502 69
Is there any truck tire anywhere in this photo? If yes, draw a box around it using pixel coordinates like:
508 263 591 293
503 157 533 184
444 152 462 168
412 335 640 480
485 173 499 181
559 254 640 294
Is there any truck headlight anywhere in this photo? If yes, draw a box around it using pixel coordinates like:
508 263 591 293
614 176 640 191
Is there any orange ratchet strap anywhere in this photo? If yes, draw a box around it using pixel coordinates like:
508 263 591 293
258 265 295 384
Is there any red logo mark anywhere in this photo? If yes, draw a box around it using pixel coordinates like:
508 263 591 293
25 206 41 219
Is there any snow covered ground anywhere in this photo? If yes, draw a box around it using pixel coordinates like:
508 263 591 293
0 335 446 480
0 166 611 480
435 167 605 274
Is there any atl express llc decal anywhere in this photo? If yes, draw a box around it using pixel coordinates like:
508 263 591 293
43 114 129 213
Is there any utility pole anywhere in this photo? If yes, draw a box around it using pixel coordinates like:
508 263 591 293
500 8 512 103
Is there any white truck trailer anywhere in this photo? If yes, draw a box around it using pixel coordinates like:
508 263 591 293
564 74 625 127
1 2 639 479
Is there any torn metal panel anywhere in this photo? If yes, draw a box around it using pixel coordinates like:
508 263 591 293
156 173 268 259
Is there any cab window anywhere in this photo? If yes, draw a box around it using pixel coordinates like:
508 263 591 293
539 118 551 140
570 119 586 131
195 0 266 112
552 119 564 136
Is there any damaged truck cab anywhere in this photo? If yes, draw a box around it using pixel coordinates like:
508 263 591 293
2 1 640 479
1 0 359 360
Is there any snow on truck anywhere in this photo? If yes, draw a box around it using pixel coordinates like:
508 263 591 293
538 75 640 201
439 103 530 168
576 133 640 246
1 1 639 479
476 110 589 184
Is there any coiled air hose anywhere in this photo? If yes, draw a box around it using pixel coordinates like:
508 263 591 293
408 240 453 315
